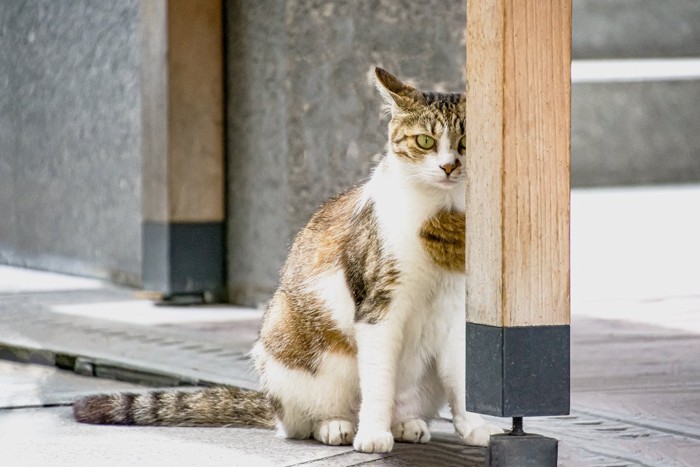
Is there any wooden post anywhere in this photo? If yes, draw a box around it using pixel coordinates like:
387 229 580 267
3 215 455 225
465 0 571 420
140 0 226 300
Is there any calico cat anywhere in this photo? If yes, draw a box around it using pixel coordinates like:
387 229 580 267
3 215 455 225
73 68 501 453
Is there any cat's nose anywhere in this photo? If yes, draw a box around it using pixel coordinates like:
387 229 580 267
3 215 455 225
440 159 461 175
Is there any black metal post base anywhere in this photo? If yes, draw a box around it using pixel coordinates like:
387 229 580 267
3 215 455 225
489 433 558 467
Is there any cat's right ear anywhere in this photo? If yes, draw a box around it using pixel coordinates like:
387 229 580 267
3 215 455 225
374 67 426 113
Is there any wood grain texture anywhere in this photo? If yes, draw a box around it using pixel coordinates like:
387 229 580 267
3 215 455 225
141 0 225 223
167 0 224 222
466 0 571 327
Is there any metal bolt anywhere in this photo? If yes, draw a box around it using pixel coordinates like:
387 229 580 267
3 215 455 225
509 416 526 436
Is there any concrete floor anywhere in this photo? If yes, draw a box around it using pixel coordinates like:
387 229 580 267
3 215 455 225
1 185 699 466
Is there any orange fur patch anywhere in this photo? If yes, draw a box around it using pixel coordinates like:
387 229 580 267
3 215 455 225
419 210 466 272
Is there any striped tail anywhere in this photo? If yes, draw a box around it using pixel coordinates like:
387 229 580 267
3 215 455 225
73 386 276 428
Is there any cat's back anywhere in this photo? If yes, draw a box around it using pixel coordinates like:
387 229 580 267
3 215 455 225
255 185 367 375
280 185 366 284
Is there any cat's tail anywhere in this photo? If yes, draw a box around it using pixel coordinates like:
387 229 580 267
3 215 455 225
73 386 276 428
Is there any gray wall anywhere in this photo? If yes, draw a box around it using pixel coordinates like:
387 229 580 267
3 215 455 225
1 0 698 298
0 1 142 284
226 0 700 306
572 81 700 187
572 0 700 59
570 0 700 187
225 0 466 306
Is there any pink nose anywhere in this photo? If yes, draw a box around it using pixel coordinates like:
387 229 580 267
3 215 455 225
440 159 461 175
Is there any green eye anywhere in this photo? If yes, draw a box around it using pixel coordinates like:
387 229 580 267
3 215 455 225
416 135 435 149
459 136 466 148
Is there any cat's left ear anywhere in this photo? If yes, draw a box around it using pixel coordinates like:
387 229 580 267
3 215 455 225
374 67 426 112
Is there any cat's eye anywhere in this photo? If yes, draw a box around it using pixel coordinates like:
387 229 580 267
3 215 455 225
416 135 435 150
459 136 466 149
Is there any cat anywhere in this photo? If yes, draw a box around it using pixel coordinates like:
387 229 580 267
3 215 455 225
73 67 502 453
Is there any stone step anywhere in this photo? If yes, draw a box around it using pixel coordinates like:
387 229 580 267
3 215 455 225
573 0 700 59
571 59 700 186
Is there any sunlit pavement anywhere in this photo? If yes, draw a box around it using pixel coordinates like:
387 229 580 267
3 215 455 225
1 184 699 466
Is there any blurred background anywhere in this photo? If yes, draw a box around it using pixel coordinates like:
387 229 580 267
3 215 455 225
1 1 699 464
0 0 699 308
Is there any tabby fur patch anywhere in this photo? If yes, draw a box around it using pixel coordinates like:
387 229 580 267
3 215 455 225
73 387 275 428
419 210 466 272
260 289 356 374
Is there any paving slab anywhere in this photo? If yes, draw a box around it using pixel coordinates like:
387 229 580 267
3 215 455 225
0 358 490 466
0 360 144 408
571 317 700 430
0 302 259 389
2 308 698 466
0 406 490 467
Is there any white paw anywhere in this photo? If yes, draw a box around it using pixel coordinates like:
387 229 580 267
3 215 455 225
454 413 503 447
462 423 502 446
353 429 394 453
313 419 355 446
391 419 431 444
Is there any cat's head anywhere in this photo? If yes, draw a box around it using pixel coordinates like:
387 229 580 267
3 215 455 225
375 67 465 191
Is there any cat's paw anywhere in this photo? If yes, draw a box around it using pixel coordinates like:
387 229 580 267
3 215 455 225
353 429 394 453
453 414 503 447
313 419 355 446
391 419 431 444
462 423 502 446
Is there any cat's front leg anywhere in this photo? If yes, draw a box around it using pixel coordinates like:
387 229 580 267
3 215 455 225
437 309 503 446
353 320 403 453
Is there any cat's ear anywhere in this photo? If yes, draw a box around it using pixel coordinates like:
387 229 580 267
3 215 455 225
374 67 426 112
